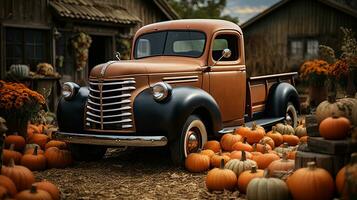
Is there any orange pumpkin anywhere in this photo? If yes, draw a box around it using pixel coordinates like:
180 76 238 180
24 147 44 155
28 134 49 150
287 150 296 160
252 152 280 169
245 123 265 144
0 186 8 199
235 124 250 137
1 159 35 191
15 185 52 200
266 126 284 147
210 152 230 168
206 159 237 191
34 180 60 200
319 116 351 140
267 153 295 177
299 136 308 143
253 143 272 154
27 124 41 139
287 162 334 200
282 134 299 146
231 137 253 152
45 140 67 150
203 140 221 153
220 133 242 152
44 147 73 169
200 149 215 158
237 165 264 193
185 153 210 173
0 175 17 197
259 136 275 149
4 133 26 151
229 150 253 160
21 146 47 171
3 144 22 165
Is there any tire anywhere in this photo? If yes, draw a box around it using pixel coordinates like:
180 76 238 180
170 115 208 166
286 102 298 128
69 144 107 161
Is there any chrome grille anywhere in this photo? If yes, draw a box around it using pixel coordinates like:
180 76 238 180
85 78 135 130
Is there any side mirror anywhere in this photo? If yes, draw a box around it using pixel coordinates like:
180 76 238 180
222 48 232 58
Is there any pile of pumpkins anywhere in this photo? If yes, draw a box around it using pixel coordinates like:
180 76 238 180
0 123 70 199
185 120 356 200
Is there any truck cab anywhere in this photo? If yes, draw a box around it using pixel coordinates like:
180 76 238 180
54 19 299 165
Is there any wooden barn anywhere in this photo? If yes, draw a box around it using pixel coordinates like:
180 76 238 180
241 0 357 76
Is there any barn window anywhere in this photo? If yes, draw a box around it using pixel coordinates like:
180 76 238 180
290 40 304 59
306 40 319 58
212 34 239 61
5 28 49 71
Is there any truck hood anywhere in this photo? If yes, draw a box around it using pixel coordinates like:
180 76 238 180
89 56 204 79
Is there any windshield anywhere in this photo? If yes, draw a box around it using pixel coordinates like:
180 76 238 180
134 31 206 59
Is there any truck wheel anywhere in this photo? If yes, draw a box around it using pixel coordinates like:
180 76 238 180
170 115 208 166
69 144 107 161
286 102 298 128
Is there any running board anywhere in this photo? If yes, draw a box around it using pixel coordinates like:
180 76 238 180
218 117 285 135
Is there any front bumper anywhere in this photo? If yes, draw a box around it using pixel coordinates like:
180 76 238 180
53 131 168 147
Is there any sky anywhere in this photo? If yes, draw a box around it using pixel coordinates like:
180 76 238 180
223 0 281 24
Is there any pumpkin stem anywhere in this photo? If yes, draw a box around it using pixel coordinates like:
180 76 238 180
33 146 38 155
13 132 18 136
263 169 270 178
30 185 37 193
350 153 357 164
240 151 246 161
327 94 336 103
9 144 15 151
8 159 15 167
251 165 257 173
220 159 225 169
272 126 277 133
307 161 316 170
252 122 257 130
242 123 246 127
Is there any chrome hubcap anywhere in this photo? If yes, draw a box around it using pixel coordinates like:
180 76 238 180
186 129 201 154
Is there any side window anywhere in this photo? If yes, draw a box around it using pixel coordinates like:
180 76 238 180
212 34 239 61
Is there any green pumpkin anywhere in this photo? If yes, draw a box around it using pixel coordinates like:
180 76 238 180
9 64 29 78
224 151 256 176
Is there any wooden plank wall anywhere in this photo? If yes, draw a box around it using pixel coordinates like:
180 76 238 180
243 0 357 76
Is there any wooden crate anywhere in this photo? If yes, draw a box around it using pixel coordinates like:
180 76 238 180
308 137 357 155
295 151 349 176
305 114 320 137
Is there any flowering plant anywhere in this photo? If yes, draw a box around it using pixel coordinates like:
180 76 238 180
299 59 329 87
0 80 45 136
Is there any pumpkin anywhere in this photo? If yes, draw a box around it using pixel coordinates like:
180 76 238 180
245 123 265 144
282 134 299 146
24 144 41 152
235 124 251 137
3 144 22 165
1 159 35 191
4 133 26 151
275 121 295 135
267 153 295 177
252 152 280 169
220 133 242 151
45 140 67 150
34 180 60 200
274 143 293 157
246 170 289 200
0 175 17 197
319 116 351 140
185 153 210 173
44 147 73 169
299 136 308 143
224 151 257 176
200 149 215 158
266 126 284 147
28 134 49 149
203 140 221 153
295 121 307 138
210 152 230 168
9 64 30 78
27 124 41 139
24 147 44 155
287 161 334 200
206 159 237 191
253 143 272 154
316 96 357 125
15 185 52 200
287 150 296 160
231 137 253 152
336 153 357 199
0 186 8 199
237 165 264 193
21 146 47 171
259 136 275 149
229 150 253 160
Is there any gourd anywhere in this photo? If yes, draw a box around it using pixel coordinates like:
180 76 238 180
319 116 351 140
203 140 221 153
24 147 44 155
206 159 237 191
253 143 272 154
0 175 17 197
267 153 295 177
185 153 210 173
336 153 357 199
231 137 253 152
275 121 295 135
316 96 357 125
266 126 283 146
287 161 334 200
234 123 250 136
1 159 35 191
9 64 30 78
28 133 50 149
21 146 47 171
15 185 52 200
229 150 253 160
3 144 23 165
245 123 265 144
34 180 60 200
220 133 242 151
45 140 67 150
210 151 230 168
224 151 257 176
252 151 280 169
246 170 289 200
200 149 215 158
274 143 293 157
44 147 73 169
4 133 26 151
0 186 7 199
299 136 308 143
295 121 307 137
237 165 263 193
282 134 299 146
259 136 275 149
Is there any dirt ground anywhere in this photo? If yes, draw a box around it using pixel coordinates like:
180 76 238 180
35 147 247 200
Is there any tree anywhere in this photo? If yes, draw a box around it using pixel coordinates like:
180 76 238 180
168 0 239 24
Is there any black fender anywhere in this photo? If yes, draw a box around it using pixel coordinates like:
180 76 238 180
133 87 222 141
57 87 88 132
265 82 300 117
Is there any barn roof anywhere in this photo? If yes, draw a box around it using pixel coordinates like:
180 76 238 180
241 0 357 29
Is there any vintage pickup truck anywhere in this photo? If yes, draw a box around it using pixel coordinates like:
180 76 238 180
54 19 299 165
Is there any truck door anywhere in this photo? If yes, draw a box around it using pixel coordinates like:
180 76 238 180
207 31 246 126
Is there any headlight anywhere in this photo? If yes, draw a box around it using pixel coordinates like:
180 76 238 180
151 82 172 102
62 82 79 100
